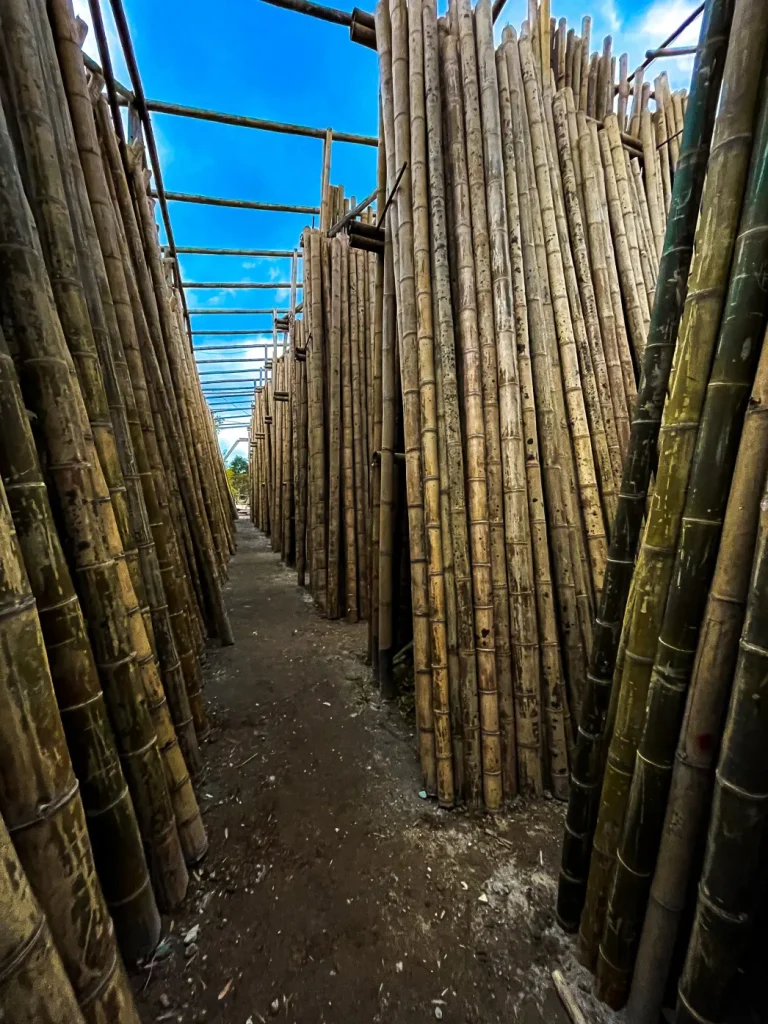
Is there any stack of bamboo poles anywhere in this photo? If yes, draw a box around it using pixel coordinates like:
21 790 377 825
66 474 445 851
250 205 379 629
554 0 768 1020
247 0 704 816
367 0 691 812
0 0 234 1019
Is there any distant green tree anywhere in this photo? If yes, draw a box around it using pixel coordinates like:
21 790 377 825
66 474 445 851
227 454 249 503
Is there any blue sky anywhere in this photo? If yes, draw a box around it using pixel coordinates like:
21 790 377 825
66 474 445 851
75 0 702 462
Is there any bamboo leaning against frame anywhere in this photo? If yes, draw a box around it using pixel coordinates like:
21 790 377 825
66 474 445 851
594 49 768 1006
627 323 768 1023
556 0 736 938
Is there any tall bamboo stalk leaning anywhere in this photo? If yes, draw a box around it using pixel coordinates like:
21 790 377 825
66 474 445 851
556 0 735 936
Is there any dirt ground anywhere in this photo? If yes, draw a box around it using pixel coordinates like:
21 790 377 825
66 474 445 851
131 517 599 1024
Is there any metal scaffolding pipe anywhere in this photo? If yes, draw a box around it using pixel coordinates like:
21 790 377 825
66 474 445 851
189 308 277 315
183 281 304 289
158 190 319 214
628 2 704 82
173 247 300 257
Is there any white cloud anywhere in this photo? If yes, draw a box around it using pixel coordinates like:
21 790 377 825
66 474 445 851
601 0 621 34
623 0 700 88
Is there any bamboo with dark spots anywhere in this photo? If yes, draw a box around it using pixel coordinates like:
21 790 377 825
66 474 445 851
424 0 481 804
440 23 500 810
0 474 141 1024
0 327 161 964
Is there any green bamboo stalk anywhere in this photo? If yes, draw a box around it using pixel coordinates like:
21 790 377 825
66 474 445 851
675 460 768 1023
578 0 763 966
597 54 768 1005
627 321 768 1022
556 0 736 937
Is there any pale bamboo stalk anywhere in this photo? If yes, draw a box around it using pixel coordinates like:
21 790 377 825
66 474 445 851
340 240 358 621
454 0 516 801
598 123 647 369
548 90 620 526
505 27 587 732
654 78 673 213
355 249 371 619
425 2 480 804
572 36 583 106
552 92 623 507
606 118 652 330
409 0 453 805
520 34 607 597
596 35 611 120
478 0 547 796
565 28 575 89
497 40 573 792
579 16 591 112
440 22 501 810
629 153 659 301
587 121 638 417
587 52 599 117
641 109 665 259
306 229 328 612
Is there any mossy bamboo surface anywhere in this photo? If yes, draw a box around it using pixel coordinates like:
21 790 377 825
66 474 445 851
557 0 735 937
0 473 141 1024
596 61 768 1004
0 813 87 1024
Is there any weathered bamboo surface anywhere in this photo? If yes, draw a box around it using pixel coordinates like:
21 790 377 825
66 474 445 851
0 1 234 1018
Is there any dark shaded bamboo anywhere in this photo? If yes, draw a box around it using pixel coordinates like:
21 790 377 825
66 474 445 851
596 63 768 1005
327 238 343 617
341 241 359 620
0 473 141 1023
556 0 735 937
306 229 328 613
627 322 768 1021
37 0 205 777
675 457 768 1023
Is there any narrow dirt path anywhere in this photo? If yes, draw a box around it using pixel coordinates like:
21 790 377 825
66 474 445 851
133 518 574 1024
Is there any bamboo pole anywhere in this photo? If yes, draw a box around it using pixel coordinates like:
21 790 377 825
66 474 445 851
628 321 768 1021
454 0 516 803
340 240 358 620
595 55 768 1005
409 0 453 805
0 473 141 1024
675 458 768 1024
374 7 397 693
349 247 367 621
520 34 607 597
504 28 587 734
581 0 755 959
386 0 437 794
0 813 88 1023
440 22 501 810
0 326 161 963
557 0 735 937
306 229 328 613
424 1 480 804
553 94 623 510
